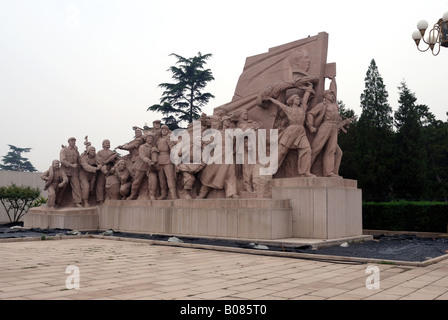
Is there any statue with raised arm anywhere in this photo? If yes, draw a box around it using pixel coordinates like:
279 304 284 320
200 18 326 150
116 128 145 176
269 94 315 177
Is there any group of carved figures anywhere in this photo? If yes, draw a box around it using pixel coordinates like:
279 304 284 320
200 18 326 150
41 77 354 209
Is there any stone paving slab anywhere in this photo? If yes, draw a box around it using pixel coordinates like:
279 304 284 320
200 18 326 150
1 237 448 303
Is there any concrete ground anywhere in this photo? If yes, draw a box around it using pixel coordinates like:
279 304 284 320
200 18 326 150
1 236 448 301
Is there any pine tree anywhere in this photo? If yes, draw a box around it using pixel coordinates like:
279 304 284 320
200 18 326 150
354 59 395 201
359 59 393 129
393 81 429 199
148 52 215 130
423 120 448 200
0 145 37 172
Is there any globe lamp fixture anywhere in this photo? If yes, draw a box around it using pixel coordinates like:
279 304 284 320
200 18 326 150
412 11 448 55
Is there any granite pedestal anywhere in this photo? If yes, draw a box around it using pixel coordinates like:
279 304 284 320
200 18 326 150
25 177 364 242
271 177 362 239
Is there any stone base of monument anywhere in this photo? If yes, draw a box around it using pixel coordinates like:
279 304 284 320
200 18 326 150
25 177 369 244
271 177 363 239
24 206 99 231
97 198 293 240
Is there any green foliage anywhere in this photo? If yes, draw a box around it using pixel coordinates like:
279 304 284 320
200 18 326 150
363 201 448 233
148 52 215 130
423 120 448 200
353 59 395 201
393 81 430 199
359 59 393 130
32 196 47 208
0 183 41 223
0 144 37 172
339 60 447 202
337 100 358 180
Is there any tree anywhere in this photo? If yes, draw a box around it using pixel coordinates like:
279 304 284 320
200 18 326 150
148 52 215 130
423 120 448 200
0 183 41 223
359 59 393 129
0 145 37 172
354 59 395 201
393 81 429 199
337 100 359 179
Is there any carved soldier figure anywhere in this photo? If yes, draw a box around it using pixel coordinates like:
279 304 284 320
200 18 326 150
269 94 315 177
306 78 343 178
150 120 162 141
79 146 101 207
127 133 159 200
156 125 177 200
237 110 262 192
96 139 118 204
198 118 239 199
112 159 132 200
59 137 83 207
116 128 145 176
175 134 205 199
41 160 68 209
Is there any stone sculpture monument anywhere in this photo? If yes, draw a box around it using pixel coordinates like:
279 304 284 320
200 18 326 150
26 32 365 243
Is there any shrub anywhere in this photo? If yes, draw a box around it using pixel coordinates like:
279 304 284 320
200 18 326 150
363 201 448 233
0 183 41 223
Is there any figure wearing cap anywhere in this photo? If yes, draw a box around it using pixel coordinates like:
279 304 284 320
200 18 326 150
59 137 83 207
151 120 162 141
116 127 145 174
96 139 118 204
127 132 159 200
155 124 178 200
306 77 343 178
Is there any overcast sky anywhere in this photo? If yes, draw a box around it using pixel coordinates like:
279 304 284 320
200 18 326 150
1 0 447 172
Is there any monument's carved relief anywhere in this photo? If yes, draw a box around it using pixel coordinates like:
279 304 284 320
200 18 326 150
43 32 356 208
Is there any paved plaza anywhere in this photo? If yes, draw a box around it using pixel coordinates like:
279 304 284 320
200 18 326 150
1 237 448 301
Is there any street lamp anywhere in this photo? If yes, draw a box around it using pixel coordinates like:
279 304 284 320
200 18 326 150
412 11 448 55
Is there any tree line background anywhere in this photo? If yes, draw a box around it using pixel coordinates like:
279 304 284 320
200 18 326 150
338 59 448 202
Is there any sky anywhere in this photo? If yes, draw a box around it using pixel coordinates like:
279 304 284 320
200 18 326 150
1 0 447 172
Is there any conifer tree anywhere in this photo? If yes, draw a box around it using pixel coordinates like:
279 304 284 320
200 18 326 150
354 59 395 200
393 81 429 199
423 120 448 200
148 52 215 130
0 145 37 172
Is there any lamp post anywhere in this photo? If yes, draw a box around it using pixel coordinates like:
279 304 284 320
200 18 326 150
412 11 448 55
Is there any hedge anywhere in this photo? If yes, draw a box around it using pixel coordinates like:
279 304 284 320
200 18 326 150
363 201 448 233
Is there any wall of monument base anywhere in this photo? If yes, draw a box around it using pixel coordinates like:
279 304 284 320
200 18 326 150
271 177 362 239
24 206 98 231
24 177 363 241
98 199 292 240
